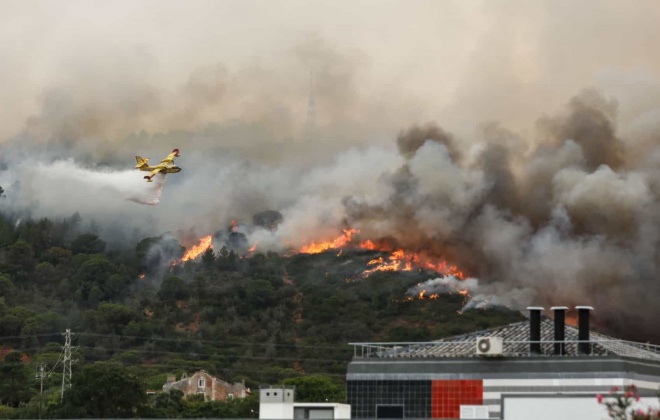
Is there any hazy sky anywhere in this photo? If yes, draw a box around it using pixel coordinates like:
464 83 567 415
2 0 658 142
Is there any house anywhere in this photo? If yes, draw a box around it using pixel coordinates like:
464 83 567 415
163 370 249 401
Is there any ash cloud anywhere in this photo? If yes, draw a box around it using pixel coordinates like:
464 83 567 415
1 1 660 341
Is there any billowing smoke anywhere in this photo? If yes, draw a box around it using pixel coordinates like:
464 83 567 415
343 89 660 341
1 2 660 341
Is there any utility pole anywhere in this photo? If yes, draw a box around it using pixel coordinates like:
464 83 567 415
35 363 48 419
60 329 76 400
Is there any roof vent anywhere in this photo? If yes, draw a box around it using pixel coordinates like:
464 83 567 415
551 306 568 355
576 306 594 355
527 306 544 354
476 337 503 356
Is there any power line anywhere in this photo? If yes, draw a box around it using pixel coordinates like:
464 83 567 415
0 332 65 340
77 332 350 351
71 345 348 363
2 331 353 351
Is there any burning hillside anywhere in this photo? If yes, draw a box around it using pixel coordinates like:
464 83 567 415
4 77 659 344
296 228 467 281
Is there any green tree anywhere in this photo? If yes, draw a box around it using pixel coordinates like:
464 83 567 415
201 248 216 268
0 352 34 407
59 362 147 418
281 375 345 403
72 254 118 304
0 274 15 298
158 276 189 301
71 233 106 255
0 306 36 336
86 303 137 335
179 394 258 418
150 390 184 418
7 239 36 273
33 261 57 287
245 279 275 307
0 215 16 247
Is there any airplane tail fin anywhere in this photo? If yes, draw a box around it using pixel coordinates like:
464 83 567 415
135 156 149 169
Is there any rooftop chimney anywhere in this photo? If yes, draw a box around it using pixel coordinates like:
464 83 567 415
576 306 594 355
527 307 544 355
550 306 568 355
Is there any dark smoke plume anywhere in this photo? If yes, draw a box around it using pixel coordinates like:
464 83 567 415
350 90 660 341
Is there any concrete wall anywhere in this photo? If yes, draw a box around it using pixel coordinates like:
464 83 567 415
259 388 351 419
259 402 294 419
503 395 660 420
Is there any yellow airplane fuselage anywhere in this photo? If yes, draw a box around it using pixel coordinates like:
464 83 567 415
135 149 181 182
140 165 182 174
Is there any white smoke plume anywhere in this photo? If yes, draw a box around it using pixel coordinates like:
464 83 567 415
407 276 480 296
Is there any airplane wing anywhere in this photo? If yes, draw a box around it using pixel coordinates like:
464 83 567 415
144 167 164 182
161 148 180 164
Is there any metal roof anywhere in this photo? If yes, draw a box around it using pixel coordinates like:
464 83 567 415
350 318 660 362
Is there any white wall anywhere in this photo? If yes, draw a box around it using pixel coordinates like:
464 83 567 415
260 403 294 419
504 396 659 420
333 403 351 419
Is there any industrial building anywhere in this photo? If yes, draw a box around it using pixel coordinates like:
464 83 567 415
347 306 660 420
259 386 351 419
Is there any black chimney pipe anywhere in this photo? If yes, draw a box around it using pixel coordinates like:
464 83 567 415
527 307 544 355
551 306 568 355
576 306 594 355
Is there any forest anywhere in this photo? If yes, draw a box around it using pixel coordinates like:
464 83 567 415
0 211 523 418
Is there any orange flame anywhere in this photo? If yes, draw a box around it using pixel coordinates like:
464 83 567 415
181 235 213 262
299 228 359 254
297 228 467 279
414 290 442 300
565 312 579 327
138 273 146 279
362 250 414 277
361 244 464 279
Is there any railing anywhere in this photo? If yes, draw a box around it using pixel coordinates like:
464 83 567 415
349 338 660 362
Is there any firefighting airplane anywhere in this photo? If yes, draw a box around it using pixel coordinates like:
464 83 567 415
134 149 182 182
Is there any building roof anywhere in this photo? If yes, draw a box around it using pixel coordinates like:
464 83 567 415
350 318 660 362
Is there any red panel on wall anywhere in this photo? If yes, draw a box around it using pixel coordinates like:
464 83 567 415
431 380 483 419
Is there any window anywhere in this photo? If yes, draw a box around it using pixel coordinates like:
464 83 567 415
198 378 205 387
376 405 404 419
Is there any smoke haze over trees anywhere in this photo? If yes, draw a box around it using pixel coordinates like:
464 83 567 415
1 1 660 342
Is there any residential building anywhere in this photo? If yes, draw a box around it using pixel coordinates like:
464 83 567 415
163 370 249 401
